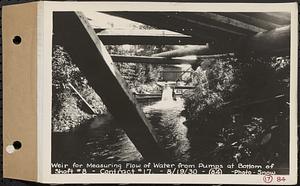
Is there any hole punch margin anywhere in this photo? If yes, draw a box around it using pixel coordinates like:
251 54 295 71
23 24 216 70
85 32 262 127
13 141 22 150
12 36 22 45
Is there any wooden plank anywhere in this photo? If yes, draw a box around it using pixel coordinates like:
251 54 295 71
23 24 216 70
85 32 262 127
68 83 97 115
135 93 162 100
135 93 162 97
98 29 187 36
111 54 197 64
174 86 195 89
106 12 216 42
265 12 290 21
201 13 266 33
53 12 166 161
107 12 290 54
197 53 235 59
183 13 266 34
160 70 192 73
218 13 281 30
241 12 290 25
168 13 245 37
153 26 290 57
97 29 204 45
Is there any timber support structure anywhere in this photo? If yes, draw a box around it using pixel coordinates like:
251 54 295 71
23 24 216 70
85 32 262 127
53 12 166 161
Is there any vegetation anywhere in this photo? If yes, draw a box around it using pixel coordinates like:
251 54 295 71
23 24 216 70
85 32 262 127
52 22 289 167
52 45 107 132
52 43 167 132
182 55 290 167
105 24 174 94
106 44 170 94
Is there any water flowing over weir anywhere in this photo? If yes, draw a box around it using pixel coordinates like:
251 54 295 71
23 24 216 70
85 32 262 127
143 82 190 161
52 82 191 162
161 85 173 102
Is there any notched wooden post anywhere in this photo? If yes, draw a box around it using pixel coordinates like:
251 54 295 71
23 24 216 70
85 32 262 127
53 11 167 161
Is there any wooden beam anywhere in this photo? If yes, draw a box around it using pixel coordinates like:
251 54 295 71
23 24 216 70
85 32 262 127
106 12 216 42
135 93 162 97
53 12 166 161
168 13 245 37
245 25 290 55
174 86 195 89
153 26 290 57
97 29 204 45
152 45 211 58
197 53 235 59
160 70 193 73
107 12 290 55
181 13 266 35
201 13 266 33
111 54 197 64
241 12 290 25
135 93 162 100
265 12 290 21
68 83 97 115
218 13 281 30
223 94 286 110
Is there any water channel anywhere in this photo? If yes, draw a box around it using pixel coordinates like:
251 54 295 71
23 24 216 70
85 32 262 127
52 84 191 162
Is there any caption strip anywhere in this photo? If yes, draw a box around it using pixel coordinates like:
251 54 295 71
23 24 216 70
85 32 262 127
52 162 284 175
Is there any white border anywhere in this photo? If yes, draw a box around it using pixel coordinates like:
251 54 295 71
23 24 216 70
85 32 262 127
38 1 298 184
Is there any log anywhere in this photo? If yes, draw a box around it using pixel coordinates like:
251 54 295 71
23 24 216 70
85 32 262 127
152 45 211 58
53 12 166 161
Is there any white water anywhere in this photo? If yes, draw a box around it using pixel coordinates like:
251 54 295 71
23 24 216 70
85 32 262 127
142 83 189 161
161 85 173 101
143 83 184 111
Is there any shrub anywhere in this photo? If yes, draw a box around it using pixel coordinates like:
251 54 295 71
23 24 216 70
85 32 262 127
182 55 290 166
52 45 107 132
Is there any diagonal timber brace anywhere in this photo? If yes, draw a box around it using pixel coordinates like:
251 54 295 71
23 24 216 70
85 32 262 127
53 12 166 161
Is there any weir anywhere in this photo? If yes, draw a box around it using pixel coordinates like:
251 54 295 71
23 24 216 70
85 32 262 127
161 84 173 102
143 82 184 112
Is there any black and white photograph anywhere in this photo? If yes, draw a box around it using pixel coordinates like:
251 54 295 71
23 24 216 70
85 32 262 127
50 8 294 181
1 1 298 184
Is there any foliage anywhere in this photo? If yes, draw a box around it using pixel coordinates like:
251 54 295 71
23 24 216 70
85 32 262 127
106 44 166 93
182 56 237 122
52 45 107 132
182 55 290 166
52 41 170 132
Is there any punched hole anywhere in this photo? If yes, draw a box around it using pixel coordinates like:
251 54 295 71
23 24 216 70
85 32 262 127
12 36 22 45
13 141 22 150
